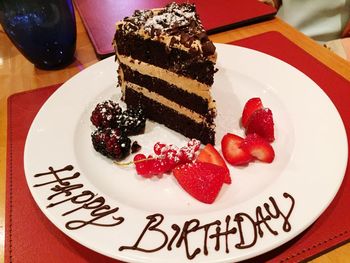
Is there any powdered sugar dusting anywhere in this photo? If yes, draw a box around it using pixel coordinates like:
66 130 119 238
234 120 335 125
120 2 204 37
143 2 199 34
156 138 201 164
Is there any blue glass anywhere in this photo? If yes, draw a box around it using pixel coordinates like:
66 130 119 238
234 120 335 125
0 0 76 70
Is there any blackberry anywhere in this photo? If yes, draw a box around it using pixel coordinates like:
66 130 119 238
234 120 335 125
91 101 146 136
115 106 146 135
90 100 122 129
131 141 142 153
91 128 131 161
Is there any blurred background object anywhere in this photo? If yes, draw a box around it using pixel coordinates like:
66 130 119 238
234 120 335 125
0 0 76 70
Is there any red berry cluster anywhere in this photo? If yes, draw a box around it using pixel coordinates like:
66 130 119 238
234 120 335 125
133 139 201 177
221 98 275 166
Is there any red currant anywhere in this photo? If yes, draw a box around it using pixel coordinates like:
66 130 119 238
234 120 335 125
154 142 166 155
187 139 201 151
134 154 152 177
132 139 201 177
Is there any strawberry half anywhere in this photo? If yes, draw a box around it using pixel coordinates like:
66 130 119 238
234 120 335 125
246 108 275 142
240 133 275 163
241 97 263 128
221 133 253 166
173 162 225 204
197 144 231 184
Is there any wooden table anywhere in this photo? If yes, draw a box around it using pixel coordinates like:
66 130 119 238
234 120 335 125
1 8 350 263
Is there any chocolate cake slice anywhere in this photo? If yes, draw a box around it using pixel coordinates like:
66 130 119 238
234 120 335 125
114 2 217 144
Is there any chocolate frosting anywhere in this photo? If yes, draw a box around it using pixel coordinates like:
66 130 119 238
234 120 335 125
118 2 216 56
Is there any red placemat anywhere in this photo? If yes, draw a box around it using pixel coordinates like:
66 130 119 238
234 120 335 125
5 85 117 263
5 32 350 262
73 0 276 58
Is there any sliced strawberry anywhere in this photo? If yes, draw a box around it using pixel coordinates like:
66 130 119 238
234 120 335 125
246 108 275 142
197 144 231 184
173 162 225 204
221 133 253 166
241 134 275 163
241 97 263 128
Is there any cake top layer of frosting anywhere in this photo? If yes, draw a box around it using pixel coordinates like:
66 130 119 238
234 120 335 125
117 2 216 56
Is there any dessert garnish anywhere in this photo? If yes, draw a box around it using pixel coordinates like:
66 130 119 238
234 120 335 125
245 108 275 142
116 106 146 135
173 162 226 204
90 100 122 129
196 144 231 184
240 133 275 163
221 132 275 165
116 139 230 203
221 133 254 166
241 97 263 128
90 100 146 161
91 128 131 161
90 100 146 135
125 139 201 177
241 97 275 142
91 97 277 203
131 141 141 153
221 97 276 166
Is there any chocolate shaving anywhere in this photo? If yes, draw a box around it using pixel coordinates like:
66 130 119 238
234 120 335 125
169 36 178 47
201 41 216 56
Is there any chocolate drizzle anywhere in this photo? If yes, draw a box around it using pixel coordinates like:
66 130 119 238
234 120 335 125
32 165 296 260
33 165 125 230
119 193 295 260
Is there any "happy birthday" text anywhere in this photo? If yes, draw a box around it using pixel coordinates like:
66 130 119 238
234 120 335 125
32 165 295 260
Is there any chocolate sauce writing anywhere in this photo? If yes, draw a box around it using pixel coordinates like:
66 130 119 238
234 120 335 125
32 165 295 260
33 165 125 230
120 193 295 260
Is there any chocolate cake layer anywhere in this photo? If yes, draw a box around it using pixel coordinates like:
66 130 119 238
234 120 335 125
124 87 215 145
120 64 209 115
115 31 216 85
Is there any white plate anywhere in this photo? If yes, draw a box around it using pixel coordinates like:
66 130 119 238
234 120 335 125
24 44 348 262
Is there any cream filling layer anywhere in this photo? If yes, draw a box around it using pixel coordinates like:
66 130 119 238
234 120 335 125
122 80 215 128
117 54 215 107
